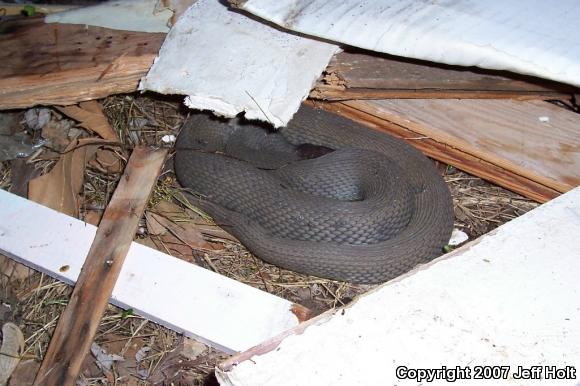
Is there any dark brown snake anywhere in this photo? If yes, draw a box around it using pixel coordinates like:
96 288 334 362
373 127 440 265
175 105 453 283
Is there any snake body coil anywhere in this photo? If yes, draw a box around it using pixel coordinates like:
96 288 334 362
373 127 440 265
175 105 453 283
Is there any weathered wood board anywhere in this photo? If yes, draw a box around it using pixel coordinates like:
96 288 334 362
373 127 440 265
0 17 165 109
346 99 580 192
34 147 167 385
311 51 579 101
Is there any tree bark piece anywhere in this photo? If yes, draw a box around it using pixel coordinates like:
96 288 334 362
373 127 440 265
33 147 167 386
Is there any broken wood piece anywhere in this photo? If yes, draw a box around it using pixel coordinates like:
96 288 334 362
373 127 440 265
33 147 167 386
217 186 580 385
313 98 579 202
311 51 579 101
0 188 306 354
0 17 165 109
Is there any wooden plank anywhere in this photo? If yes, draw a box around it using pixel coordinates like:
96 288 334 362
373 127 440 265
217 186 580 385
33 147 167 386
310 51 578 100
0 189 306 354
0 17 165 109
312 101 560 203
340 99 580 193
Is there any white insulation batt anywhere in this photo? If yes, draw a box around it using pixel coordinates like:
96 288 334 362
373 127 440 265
45 0 173 33
235 0 580 87
140 0 339 127
217 186 580 385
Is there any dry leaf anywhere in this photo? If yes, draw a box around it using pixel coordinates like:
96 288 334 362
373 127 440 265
148 212 214 251
134 347 151 363
154 200 185 219
90 148 124 173
145 212 168 236
90 343 124 372
155 232 197 260
0 255 31 282
0 323 24 386
154 199 234 245
195 224 239 243
23 108 50 132
9 159 39 199
97 333 147 383
4 360 37 386
57 101 118 141
29 140 97 217
41 119 75 151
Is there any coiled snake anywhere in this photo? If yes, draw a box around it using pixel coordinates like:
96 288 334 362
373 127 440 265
175 105 453 283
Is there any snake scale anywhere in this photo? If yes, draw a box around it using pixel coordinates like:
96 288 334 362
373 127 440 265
175 105 453 283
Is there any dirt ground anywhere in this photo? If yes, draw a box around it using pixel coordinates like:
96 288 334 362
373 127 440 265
0 94 540 385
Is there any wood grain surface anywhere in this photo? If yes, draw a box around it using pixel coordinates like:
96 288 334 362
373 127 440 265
310 100 565 202
311 51 578 101
33 147 167 386
0 17 165 109
343 99 580 193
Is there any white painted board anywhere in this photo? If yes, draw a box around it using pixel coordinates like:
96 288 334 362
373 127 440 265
236 0 580 87
0 189 301 353
45 0 173 33
218 187 580 385
140 0 339 127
